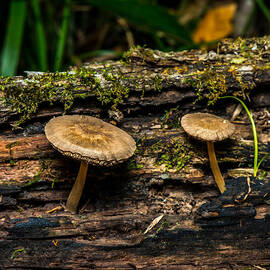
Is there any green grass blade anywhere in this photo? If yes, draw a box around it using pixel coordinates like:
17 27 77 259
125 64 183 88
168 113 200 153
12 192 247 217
84 0 191 44
0 0 27 76
30 0 48 71
257 153 270 170
256 0 270 22
221 96 258 176
54 0 71 71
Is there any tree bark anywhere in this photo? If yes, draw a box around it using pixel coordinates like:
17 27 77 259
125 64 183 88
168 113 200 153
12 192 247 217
0 36 270 269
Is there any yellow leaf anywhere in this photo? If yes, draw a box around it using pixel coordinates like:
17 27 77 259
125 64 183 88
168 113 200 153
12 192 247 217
192 3 237 44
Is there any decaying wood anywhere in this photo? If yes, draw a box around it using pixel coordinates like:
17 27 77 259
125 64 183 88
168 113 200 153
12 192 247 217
0 36 270 269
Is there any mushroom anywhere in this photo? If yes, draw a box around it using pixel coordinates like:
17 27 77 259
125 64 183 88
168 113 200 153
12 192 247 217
45 115 136 213
181 112 235 193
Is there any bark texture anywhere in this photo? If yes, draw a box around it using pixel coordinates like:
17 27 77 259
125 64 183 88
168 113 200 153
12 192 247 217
0 36 270 269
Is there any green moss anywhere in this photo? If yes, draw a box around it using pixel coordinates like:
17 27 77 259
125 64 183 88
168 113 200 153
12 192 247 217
5 141 20 166
225 36 270 54
23 173 41 187
125 138 144 170
126 159 144 170
95 66 129 110
24 159 49 187
5 141 20 149
161 107 181 129
0 65 130 126
184 67 228 104
130 135 192 172
183 61 257 104
232 37 248 52
123 46 157 64
153 75 163 92
258 63 270 70
184 37 270 104
122 45 141 61
230 57 247 64
155 220 170 234
51 178 60 189
150 137 192 172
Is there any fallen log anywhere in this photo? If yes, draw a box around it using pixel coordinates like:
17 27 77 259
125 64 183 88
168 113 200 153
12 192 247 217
0 36 270 269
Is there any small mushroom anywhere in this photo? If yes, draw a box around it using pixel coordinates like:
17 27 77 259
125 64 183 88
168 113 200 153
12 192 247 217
181 112 235 193
45 115 136 213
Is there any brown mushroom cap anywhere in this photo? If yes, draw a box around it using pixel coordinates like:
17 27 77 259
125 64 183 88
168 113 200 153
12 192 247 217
181 113 235 142
45 115 136 166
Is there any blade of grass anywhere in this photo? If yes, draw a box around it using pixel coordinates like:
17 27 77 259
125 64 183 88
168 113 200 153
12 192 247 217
30 0 48 71
221 96 258 176
82 0 191 44
256 0 270 22
257 153 270 169
0 0 27 76
54 0 71 71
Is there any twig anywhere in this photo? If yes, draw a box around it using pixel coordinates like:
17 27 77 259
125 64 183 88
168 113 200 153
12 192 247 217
143 214 164 235
252 265 267 270
242 175 251 201
231 103 242 121
46 205 63 213
10 248 26 259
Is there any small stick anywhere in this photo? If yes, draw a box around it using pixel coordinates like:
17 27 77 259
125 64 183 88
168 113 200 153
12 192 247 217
46 205 63 214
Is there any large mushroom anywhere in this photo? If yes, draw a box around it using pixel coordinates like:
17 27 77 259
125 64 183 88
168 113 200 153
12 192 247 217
45 115 136 213
181 112 235 193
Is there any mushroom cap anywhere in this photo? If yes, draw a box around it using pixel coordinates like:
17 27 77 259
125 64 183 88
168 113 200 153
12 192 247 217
45 115 136 166
181 112 235 142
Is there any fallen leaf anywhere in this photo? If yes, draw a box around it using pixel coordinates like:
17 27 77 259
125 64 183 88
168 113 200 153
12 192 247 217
193 3 237 43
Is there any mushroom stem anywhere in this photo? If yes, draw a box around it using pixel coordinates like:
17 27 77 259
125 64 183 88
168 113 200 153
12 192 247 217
66 161 88 213
207 142 226 193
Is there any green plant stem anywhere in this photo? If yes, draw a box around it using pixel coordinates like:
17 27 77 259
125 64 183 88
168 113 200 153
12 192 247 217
0 0 27 76
257 153 270 169
31 0 48 71
256 0 270 22
54 0 71 71
87 0 191 44
221 96 258 176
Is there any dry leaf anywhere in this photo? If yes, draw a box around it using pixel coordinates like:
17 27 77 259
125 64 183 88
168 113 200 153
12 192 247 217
193 3 237 43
